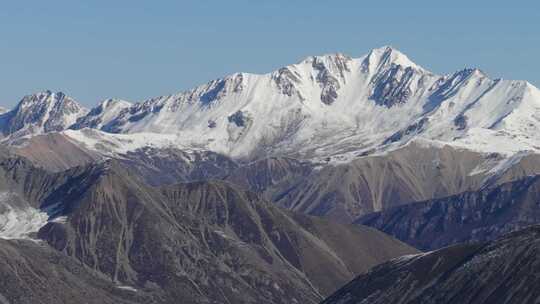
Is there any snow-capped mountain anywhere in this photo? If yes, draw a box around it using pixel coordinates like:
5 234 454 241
0 91 88 138
0 107 7 115
3 46 540 163
62 46 540 161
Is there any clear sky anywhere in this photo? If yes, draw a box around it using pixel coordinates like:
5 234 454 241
1 0 538 108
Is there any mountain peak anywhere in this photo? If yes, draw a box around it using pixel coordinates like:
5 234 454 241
362 46 425 73
0 91 87 137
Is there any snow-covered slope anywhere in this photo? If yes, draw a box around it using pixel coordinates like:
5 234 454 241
0 107 7 115
5 46 540 162
0 91 88 139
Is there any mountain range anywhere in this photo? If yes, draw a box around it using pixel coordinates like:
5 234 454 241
2 47 540 161
2 46 540 303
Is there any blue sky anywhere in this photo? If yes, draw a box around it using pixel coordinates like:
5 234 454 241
1 0 539 108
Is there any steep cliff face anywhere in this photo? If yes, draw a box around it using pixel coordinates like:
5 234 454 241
322 225 540 304
358 175 540 250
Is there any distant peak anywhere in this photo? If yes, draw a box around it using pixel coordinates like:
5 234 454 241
14 90 87 119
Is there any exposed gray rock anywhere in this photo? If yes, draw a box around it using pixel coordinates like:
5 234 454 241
200 73 244 105
310 54 351 105
383 117 429 144
369 65 415 107
454 113 468 130
228 110 248 127
272 67 304 100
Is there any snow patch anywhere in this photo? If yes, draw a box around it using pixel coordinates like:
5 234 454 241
49 216 68 224
63 128 184 155
0 193 49 240
116 285 137 292
391 250 434 264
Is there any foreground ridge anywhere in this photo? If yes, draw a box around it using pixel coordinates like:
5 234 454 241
321 224 540 304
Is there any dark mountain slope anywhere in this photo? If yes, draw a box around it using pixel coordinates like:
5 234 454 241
0 239 149 304
358 175 540 250
321 225 540 304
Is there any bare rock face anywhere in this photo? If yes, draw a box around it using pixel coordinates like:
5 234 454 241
383 117 429 144
322 225 540 304
310 54 351 105
369 65 415 107
199 73 244 106
357 174 540 251
228 110 248 127
272 67 304 100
